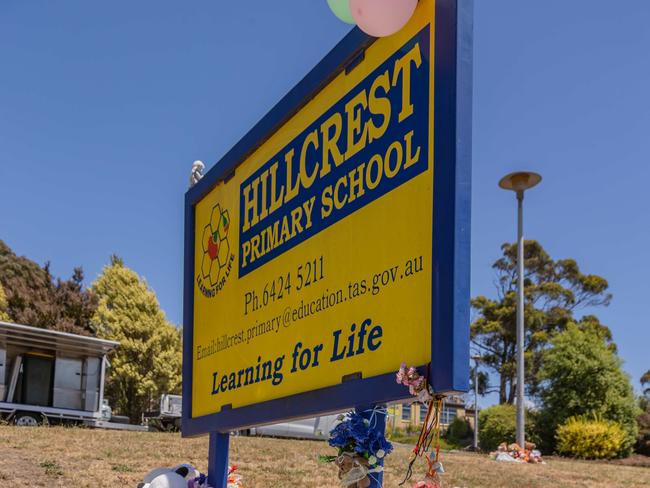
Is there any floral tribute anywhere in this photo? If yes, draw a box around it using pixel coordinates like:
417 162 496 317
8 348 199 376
396 363 445 488
396 363 432 403
320 410 393 487
226 466 244 488
188 466 243 488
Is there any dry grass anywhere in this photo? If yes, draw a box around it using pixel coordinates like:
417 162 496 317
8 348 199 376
0 425 648 487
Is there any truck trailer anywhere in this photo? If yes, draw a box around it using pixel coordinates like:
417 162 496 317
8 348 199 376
0 320 144 430
143 393 183 431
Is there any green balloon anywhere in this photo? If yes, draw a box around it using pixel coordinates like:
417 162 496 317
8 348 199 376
327 0 355 24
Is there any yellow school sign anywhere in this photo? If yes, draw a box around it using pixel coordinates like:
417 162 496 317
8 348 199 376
183 0 472 435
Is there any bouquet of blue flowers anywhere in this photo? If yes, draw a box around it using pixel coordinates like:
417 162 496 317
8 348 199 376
320 411 393 487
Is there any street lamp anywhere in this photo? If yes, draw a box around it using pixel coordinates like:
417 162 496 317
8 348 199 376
471 355 482 451
498 171 542 448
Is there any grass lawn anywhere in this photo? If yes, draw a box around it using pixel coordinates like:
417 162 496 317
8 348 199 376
0 425 648 487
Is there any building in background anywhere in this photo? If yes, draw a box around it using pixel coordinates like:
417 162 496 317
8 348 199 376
388 395 476 433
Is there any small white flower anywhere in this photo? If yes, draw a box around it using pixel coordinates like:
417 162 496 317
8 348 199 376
368 455 377 465
376 449 386 459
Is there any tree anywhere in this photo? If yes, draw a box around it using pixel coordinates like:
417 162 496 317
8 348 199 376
538 323 639 455
91 256 182 422
477 404 540 451
642 370 650 398
471 241 612 404
0 282 10 321
0 240 97 335
640 371 650 414
469 365 492 396
636 410 650 455
638 371 650 455
53 267 98 334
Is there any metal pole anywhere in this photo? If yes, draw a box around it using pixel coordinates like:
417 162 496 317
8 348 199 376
208 432 230 488
98 355 107 413
355 405 386 488
516 191 525 447
473 360 479 450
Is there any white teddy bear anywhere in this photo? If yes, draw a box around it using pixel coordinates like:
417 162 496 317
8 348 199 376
138 464 200 488
138 463 243 488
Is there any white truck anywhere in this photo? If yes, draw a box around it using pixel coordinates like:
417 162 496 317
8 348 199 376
143 394 183 431
0 320 145 430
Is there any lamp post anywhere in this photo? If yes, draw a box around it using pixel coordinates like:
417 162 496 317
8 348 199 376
498 171 542 448
471 355 481 451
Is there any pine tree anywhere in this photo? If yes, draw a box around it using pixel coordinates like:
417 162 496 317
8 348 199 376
91 255 182 422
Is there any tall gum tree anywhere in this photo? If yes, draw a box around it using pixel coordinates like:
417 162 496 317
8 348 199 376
471 240 612 404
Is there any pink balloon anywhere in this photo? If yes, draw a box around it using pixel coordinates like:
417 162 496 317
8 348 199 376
350 0 419 37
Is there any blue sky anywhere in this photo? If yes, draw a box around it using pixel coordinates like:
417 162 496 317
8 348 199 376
1 1 648 401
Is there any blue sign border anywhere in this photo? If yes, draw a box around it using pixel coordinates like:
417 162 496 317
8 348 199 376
182 0 472 437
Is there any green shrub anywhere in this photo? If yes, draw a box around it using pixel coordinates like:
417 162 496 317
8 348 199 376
388 427 458 450
444 417 473 448
387 426 420 444
538 324 640 456
478 404 540 452
556 415 626 459
479 404 516 451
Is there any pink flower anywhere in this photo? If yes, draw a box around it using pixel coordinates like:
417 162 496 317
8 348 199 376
414 474 442 488
413 480 440 488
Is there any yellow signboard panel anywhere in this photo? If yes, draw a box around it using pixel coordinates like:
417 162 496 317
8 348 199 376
185 0 473 429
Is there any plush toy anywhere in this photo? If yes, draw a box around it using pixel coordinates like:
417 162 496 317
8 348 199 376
137 464 201 488
138 464 243 488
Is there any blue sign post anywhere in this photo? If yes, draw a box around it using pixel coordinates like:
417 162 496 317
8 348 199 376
183 1 472 486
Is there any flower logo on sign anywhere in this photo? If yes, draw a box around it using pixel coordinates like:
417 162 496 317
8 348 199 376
201 204 231 287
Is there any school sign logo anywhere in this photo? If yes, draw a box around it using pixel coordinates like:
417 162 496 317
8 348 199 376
197 204 234 298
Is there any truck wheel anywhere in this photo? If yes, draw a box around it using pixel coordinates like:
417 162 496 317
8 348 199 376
14 412 41 427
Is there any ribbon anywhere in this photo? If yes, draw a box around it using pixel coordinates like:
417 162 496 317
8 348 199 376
400 396 445 486
358 406 389 430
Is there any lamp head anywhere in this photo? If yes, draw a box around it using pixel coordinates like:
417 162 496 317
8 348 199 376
499 171 542 192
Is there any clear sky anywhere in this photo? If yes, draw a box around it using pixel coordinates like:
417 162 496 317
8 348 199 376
1 1 648 401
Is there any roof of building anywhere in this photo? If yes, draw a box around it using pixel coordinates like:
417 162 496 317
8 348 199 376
0 321 119 357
